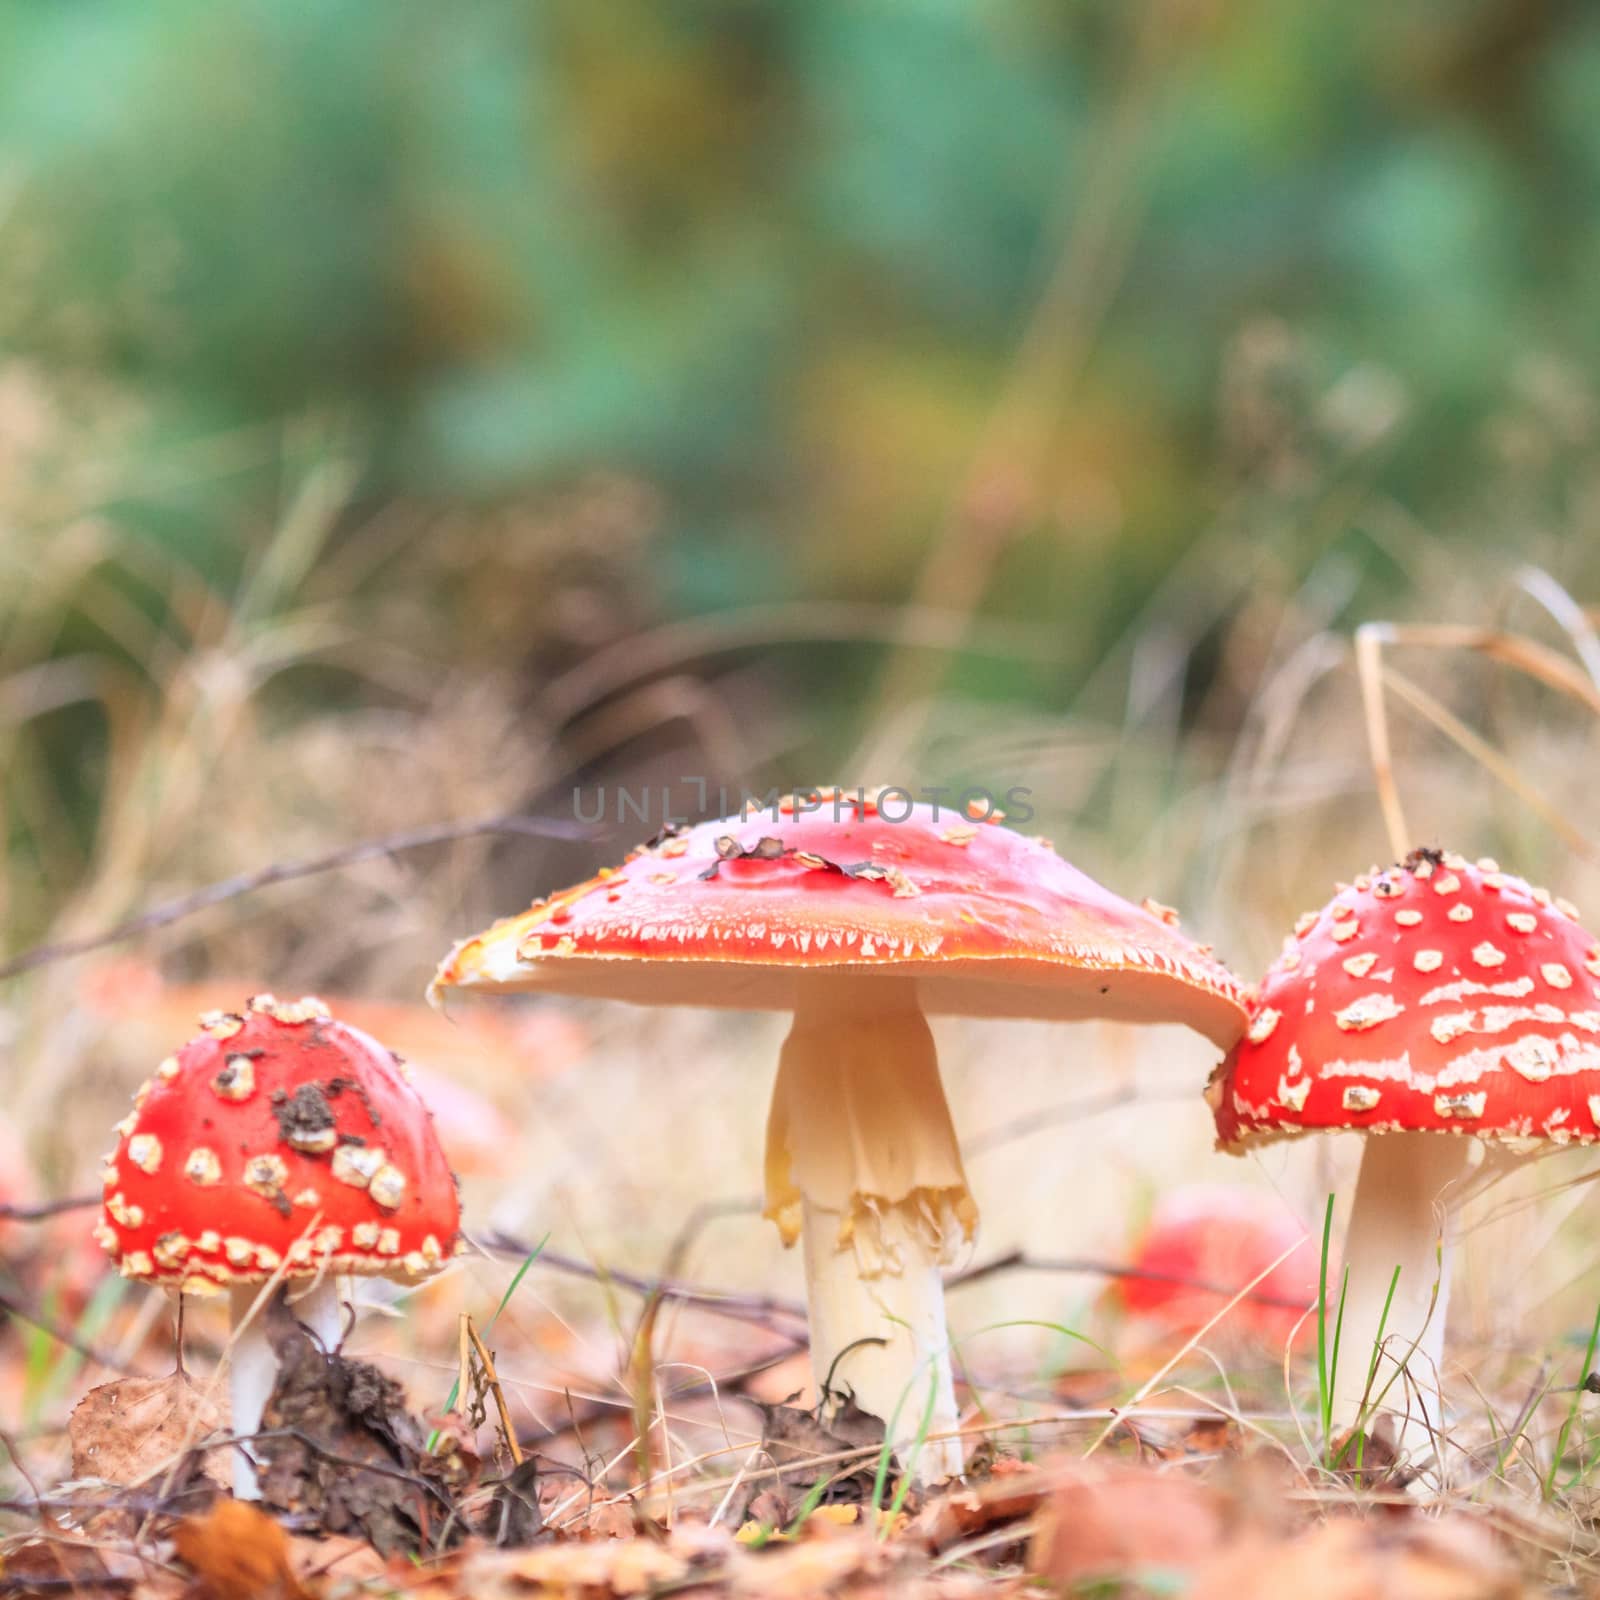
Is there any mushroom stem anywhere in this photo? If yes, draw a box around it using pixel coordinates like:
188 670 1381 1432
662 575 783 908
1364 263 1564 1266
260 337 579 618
228 1274 346 1499
764 977 975 1484
289 1272 345 1353
228 1283 278 1501
1331 1132 1471 1463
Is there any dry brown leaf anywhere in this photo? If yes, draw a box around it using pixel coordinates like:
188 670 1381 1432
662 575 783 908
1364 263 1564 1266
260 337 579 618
479 1539 690 1594
575 1500 637 1540
68 1371 231 1489
726 1535 895 1598
284 1532 390 1588
913 1457 1047 1552
173 1499 312 1600
1183 1416 1241 1457
1030 1463 1228 1589
1186 1515 1531 1600
0 1534 120 1597
740 1394 887 1526
452 1525 974 1600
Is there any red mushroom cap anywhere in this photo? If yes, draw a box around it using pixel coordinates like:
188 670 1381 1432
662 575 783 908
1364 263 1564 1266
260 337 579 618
434 791 1246 1045
1212 849 1600 1149
1118 1185 1319 1348
96 995 463 1288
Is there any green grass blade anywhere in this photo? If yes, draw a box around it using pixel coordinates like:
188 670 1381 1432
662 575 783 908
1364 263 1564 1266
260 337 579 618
429 1235 547 1449
1316 1193 1335 1450
882 1371 941 1534
1546 1298 1600 1499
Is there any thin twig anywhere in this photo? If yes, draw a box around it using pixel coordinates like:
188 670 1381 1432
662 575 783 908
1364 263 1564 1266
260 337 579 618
476 1231 809 1329
479 1230 1312 1329
0 1420 47 1507
0 810 600 981
465 1318 525 1467
0 1194 99 1222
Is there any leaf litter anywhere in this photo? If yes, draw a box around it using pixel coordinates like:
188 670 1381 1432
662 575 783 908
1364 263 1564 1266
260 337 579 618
7 1262 1595 1600
69 1372 232 1492
252 1300 461 1556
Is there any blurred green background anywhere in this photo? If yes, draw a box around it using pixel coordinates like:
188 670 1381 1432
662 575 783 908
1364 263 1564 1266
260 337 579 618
3 0 1599 965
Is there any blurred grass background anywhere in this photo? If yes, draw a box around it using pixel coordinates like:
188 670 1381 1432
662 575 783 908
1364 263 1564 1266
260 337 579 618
4 0 1600 1460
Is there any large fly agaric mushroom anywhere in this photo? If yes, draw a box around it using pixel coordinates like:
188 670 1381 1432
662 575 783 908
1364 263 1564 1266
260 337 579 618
1211 848 1600 1457
95 994 462 1498
432 789 1245 1480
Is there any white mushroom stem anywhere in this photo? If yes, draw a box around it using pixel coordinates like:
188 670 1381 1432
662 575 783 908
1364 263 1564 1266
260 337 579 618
764 976 975 1485
1330 1133 1472 1464
228 1274 344 1500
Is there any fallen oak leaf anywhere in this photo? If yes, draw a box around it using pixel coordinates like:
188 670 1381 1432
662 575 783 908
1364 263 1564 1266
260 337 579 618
1183 1416 1241 1457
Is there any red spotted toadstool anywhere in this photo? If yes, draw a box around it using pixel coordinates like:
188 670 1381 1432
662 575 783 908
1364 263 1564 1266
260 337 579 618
96 994 463 1498
433 789 1245 1480
1211 848 1600 1455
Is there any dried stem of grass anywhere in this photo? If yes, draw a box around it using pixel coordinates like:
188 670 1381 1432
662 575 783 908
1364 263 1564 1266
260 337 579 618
464 1317 524 1468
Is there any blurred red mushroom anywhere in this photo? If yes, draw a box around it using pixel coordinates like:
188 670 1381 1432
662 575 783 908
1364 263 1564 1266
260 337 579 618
1116 1186 1319 1351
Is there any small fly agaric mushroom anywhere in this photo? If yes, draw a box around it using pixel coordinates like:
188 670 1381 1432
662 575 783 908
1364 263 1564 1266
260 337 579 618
1117 1185 1319 1351
96 994 462 1499
432 789 1245 1481
1211 848 1600 1456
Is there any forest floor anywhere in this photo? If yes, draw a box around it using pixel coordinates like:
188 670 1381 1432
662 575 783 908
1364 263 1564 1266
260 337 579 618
4 1212 1598 1600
